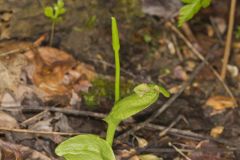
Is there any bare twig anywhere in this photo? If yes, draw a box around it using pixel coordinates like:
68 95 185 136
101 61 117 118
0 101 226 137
221 0 237 80
168 142 192 160
117 59 206 140
0 127 80 136
166 22 237 107
0 106 106 119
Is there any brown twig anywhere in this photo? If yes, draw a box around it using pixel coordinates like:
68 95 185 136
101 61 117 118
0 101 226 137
0 106 106 119
146 123 237 149
221 0 237 80
166 22 237 107
0 127 80 136
117 59 206 140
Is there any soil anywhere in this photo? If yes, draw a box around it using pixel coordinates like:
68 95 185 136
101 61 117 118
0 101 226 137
0 0 240 160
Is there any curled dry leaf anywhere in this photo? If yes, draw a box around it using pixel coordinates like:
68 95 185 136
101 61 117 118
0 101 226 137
24 47 96 100
210 126 224 138
206 96 236 111
174 65 188 81
0 111 19 129
135 136 148 148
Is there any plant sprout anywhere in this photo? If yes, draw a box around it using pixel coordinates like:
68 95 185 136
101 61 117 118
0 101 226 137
55 17 170 160
44 0 66 45
112 17 120 102
178 0 212 26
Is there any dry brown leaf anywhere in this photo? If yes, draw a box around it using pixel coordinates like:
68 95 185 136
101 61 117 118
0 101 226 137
174 65 188 81
206 96 236 111
210 126 224 138
135 136 148 148
24 47 96 100
0 111 19 129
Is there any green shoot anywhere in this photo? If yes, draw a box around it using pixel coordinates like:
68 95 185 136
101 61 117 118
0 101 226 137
178 0 212 27
111 17 121 102
44 0 66 45
104 83 169 146
55 17 170 160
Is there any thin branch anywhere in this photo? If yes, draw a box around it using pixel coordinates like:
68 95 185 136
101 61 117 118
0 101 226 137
221 0 237 80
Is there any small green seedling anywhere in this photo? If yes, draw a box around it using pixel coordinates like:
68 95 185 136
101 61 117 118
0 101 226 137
55 17 170 160
44 0 66 45
112 17 121 102
178 0 212 27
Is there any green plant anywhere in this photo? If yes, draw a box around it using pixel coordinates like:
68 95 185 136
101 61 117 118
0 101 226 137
44 0 66 45
236 25 240 39
55 17 170 160
112 17 121 102
178 0 212 27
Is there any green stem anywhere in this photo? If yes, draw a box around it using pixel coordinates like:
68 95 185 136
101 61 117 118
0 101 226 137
114 49 120 102
50 22 55 46
106 121 118 146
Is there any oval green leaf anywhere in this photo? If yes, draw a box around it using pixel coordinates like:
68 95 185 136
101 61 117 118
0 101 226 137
44 6 54 18
55 134 116 160
104 84 169 124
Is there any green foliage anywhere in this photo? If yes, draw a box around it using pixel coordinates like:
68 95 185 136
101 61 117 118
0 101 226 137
178 0 212 27
104 84 169 124
55 17 170 160
112 17 121 102
44 0 66 23
55 134 116 160
236 26 240 39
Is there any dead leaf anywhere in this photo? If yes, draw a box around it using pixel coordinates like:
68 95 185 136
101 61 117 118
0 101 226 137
24 47 96 101
210 126 224 138
174 65 188 81
135 136 148 148
0 111 19 129
206 96 236 111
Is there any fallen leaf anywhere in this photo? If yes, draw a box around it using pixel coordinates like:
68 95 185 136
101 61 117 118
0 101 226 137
0 111 19 129
24 47 96 101
174 65 188 81
210 126 224 138
135 136 148 148
206 96 236 111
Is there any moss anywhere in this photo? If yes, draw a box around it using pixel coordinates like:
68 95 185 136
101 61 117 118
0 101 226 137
83 76 135 107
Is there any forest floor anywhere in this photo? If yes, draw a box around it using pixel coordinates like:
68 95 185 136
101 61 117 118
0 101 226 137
0 0 240 160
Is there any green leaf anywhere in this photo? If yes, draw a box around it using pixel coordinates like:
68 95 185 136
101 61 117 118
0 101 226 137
104 84 169 124
57 0 64 8
178 0 201 27
181 0 193 4
111 17 120 52
44 6 54 18
201 0 211 8
178 0 212 26
158 85 170 98
55 134 116 160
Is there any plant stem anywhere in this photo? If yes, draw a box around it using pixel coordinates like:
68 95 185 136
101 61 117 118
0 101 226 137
50 22 55 46
114 49 120 102
111 17 120 102
220 0 237 80
106 121 118 146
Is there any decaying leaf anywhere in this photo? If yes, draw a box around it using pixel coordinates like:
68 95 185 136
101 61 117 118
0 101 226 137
24 47 96 101
0 139 51 160
210 126 224 138
0 111 19 129
206 96 236 112
135 136 148 148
